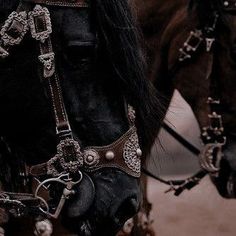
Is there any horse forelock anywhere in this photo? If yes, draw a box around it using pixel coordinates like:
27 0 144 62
94 0 164 154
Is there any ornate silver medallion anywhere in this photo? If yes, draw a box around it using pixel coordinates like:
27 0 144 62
123 130 141 175
84 149 100 167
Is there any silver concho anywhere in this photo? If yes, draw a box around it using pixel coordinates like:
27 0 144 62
123 130 141 175
84 149 100 167
0 11 28 46
28 5 52 43
47 139 83 176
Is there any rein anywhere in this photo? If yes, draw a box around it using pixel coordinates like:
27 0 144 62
0 0 143 232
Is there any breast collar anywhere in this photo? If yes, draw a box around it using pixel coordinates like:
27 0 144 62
0 0 142 180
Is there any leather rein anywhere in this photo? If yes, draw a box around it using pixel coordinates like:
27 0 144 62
0 0 143 220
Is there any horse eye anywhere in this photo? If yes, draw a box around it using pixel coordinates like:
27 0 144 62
64 45 96 66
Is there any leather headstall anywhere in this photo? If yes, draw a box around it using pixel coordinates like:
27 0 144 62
0 0 142 220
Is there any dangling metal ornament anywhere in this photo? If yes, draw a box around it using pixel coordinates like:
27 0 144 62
34 219 53 236
206 38 215 52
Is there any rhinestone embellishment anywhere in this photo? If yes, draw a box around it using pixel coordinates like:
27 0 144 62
123 131 141 174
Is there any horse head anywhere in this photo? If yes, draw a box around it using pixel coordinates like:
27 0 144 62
0 0 162 235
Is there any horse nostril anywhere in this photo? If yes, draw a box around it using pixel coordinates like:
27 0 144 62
114 197 139 225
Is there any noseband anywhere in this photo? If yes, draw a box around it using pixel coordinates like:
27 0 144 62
0 0 142 223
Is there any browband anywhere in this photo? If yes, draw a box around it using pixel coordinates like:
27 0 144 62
23 0 89 8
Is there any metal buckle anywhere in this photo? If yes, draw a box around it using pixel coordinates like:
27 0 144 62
47 138 83 176
34 173 82 218
38 52 55 77
208 112 224 133
0 11 28 46
28 5 52 43
179 30 203 62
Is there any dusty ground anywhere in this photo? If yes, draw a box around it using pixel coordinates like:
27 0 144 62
147 91 236 236
148 176 236 236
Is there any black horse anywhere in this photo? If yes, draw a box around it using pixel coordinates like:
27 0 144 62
148 0 236 198
0 0 163 235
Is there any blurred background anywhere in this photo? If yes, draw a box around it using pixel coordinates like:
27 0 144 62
147 90 236 236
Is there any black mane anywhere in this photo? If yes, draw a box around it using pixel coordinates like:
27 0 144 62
94 0 164 153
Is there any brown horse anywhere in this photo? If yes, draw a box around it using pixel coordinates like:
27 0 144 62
142 0 236 198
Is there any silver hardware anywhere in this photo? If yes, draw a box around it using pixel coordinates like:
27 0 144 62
34 173 82 219
28 5 52 43
128 104 136 124
47 138 83 176
105 151 115 160
84 150 99 166
34 219 53 236
0 11 28 46
136 148 142 157
38 52 55 78
179 30 203 62
199 141 226 173
38 53 55 71
123 130 141 175
206 38 215 52
224 1 229 6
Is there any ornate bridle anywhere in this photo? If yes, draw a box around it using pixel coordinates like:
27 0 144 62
0 0 143 232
